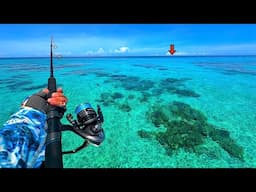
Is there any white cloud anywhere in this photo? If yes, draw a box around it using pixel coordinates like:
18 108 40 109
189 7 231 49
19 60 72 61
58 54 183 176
114 46 129 53
57 36 127 53
55 51 72 56
130 47 167 56
85 48 105 56
96 48 104 54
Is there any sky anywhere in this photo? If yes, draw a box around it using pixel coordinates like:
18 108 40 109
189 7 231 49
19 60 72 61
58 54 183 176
0 24 256 57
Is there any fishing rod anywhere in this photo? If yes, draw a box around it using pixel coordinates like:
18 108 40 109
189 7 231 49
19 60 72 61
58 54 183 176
45 38 63 168
45 38 105 168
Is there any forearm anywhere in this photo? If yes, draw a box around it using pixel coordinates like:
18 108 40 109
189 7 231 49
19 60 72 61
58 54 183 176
0 108 47 168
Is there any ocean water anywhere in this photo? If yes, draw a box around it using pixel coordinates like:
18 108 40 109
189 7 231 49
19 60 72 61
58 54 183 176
0 56 255 168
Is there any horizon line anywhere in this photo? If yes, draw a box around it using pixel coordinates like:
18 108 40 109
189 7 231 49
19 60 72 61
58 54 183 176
1 55 256 59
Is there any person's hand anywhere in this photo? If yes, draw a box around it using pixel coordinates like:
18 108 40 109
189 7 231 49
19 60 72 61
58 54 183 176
47 88 68 107
21 88 68 115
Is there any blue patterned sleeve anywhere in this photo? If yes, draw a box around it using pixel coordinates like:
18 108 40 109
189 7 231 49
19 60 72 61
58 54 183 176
0 107 47 168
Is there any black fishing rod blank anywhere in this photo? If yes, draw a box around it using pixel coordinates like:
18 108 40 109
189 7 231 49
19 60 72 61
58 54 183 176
45 38 63 168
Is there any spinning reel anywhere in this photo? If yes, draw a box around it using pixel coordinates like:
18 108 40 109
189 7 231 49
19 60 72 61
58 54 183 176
61 103 105 154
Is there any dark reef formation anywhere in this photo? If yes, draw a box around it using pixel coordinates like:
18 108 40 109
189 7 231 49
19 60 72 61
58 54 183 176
94 71 112 77
111 92 124 99
139 92 151 103
55 63 85 69
118 103 132 112
194 62 256 76
102 74 200 99
6 64 48 72
128 95 135 100
23 84 48 91
133 63 164 69
62 69 89 76
138 101 244 161
22 83 64 91
95 92 132 112
159 77 200 98
5 79 34 90
170 89 200 97
157 67 169 71
95 92 115 106
222 69 256 76
120 78 154 92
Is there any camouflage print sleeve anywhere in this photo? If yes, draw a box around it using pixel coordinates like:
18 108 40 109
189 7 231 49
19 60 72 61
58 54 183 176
0 107 47 168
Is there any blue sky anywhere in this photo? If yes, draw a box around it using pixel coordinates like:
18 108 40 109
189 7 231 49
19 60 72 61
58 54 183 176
0 24 256 57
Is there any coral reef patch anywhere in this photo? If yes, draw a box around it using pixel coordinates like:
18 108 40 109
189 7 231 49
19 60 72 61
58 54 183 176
139 101 244 160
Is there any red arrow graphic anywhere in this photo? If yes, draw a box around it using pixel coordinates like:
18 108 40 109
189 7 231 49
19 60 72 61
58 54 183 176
169 44 176 55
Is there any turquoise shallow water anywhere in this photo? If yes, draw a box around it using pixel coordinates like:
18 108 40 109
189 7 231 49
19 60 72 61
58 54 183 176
0 56 256 168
